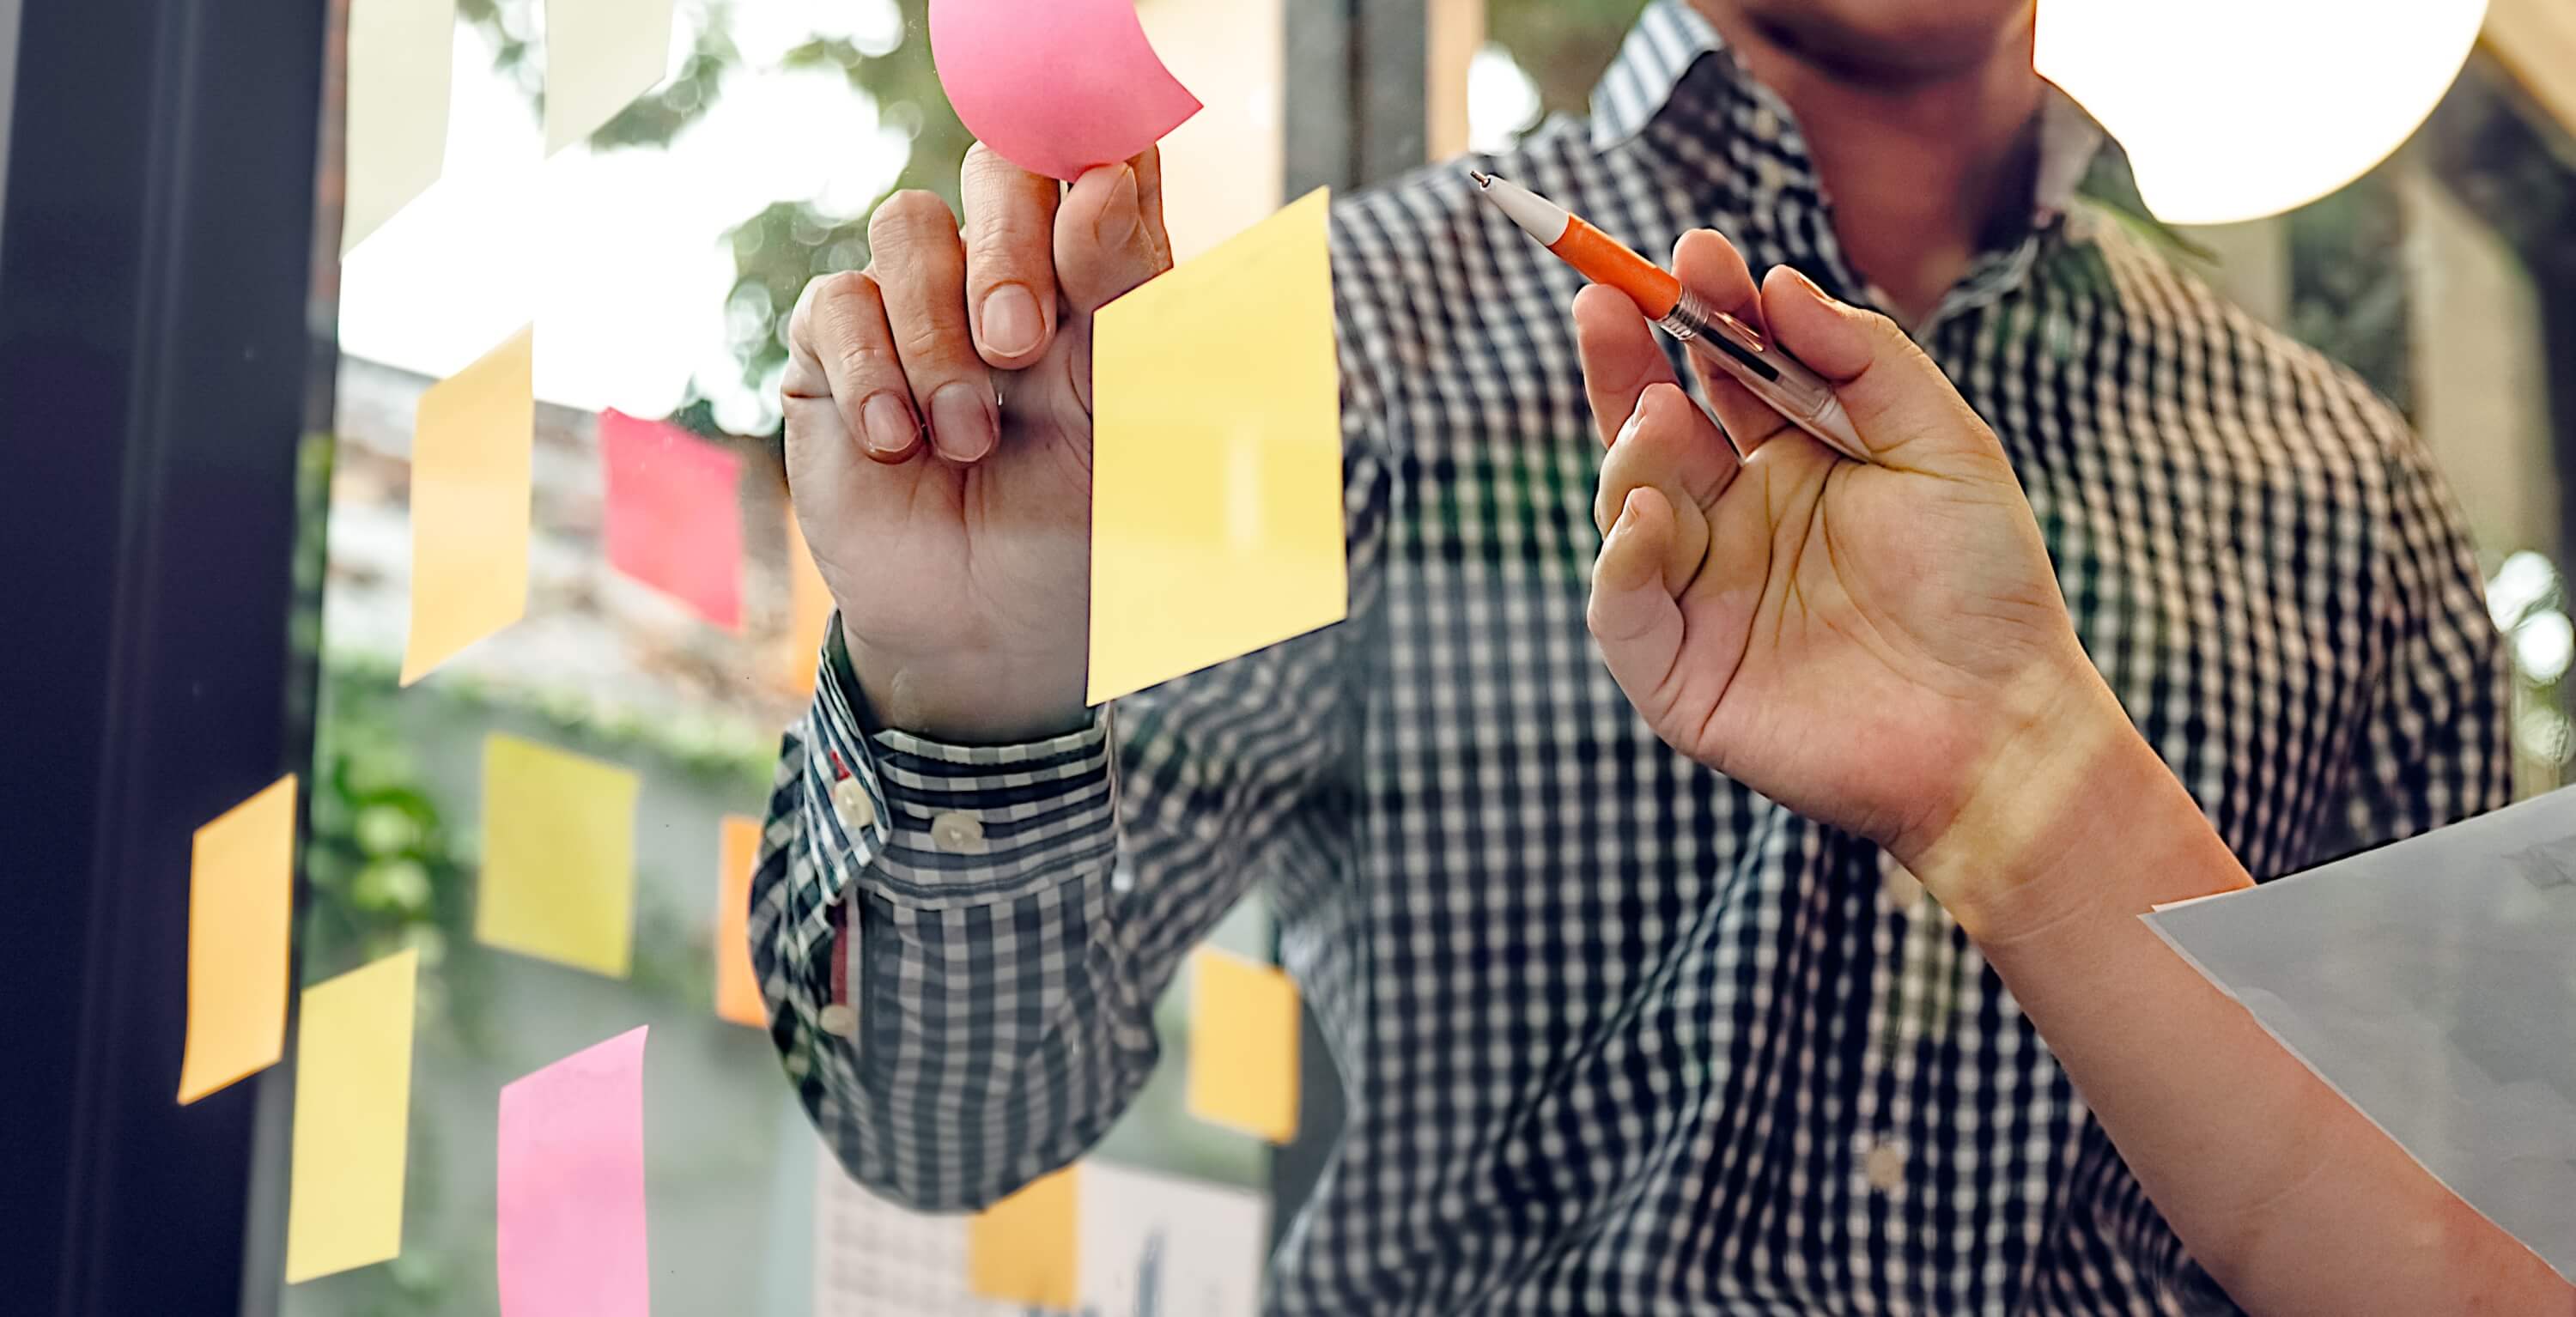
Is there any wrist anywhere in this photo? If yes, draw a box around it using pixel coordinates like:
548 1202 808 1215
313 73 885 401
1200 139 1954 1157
843 622 1091 745
1898 660 2184 943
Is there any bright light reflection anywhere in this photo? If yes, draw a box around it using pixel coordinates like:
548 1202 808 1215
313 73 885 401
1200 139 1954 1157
2037 0 2488 225
338 10 910 428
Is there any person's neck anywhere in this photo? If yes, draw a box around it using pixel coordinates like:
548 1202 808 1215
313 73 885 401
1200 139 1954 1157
1693 3 2045 325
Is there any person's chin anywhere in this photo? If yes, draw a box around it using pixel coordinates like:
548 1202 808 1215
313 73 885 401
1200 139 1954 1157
1728 0 2027 85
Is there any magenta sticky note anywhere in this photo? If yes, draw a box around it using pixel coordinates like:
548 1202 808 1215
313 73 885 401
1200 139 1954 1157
599 409 744 629
498 1026 651 1317
928 0 1202 182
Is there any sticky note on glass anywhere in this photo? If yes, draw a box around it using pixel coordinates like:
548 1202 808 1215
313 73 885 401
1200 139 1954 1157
284 949 420 1283
599 409 743 629
498 1027 651 1317
544 0 674 155
1184 947 1301 1144
714 815 765 1028
784 509 835 697
343 0 455 253
402 325 534 686
1087 189 1344 704
477 733 639 978
179 774 297 1104
965 1164 1078 1308
928 0 1201 181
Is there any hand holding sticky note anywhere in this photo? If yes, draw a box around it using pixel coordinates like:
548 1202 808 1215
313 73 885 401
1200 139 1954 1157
928 0 1201 180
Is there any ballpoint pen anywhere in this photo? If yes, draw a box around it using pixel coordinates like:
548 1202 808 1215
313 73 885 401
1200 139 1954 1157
1469 169 1868 463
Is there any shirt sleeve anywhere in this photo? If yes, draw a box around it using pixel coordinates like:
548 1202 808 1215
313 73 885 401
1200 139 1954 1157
749 432 1390 1213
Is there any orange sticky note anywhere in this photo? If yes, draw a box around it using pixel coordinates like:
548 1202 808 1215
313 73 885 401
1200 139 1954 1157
179 774 297 1104
284 948 420 1283
714 815 765 1027
1086 189 1345 704
402 325 534 686
965 1164 1078 1308
477 733 639 978
783 508 834 697
1185 947 1301 1143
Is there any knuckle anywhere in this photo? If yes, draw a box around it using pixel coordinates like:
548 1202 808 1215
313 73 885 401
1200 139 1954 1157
893 313 964 367
796 270 883 349
869 189 957 246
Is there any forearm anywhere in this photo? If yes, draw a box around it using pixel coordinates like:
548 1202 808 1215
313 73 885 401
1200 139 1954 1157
751 690 1142 1210
1929 686 2572 1315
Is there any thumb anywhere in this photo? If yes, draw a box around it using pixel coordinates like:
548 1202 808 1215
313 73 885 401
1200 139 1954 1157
1758 265 2001 469
1056 149 1173 316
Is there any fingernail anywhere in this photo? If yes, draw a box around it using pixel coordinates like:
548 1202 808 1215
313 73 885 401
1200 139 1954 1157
980 283 1044 358
1095 166 1140 249
1777 264 1833 302
860 391 916 459
929 382 997 463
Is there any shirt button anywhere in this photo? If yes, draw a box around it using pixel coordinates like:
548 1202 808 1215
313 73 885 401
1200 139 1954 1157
817 1004 859 1039
929 811 985 853
1864 1141 1908 1193
832 777 876 831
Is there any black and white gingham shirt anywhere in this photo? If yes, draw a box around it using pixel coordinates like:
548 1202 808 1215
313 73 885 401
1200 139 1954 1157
751 5 2510 1311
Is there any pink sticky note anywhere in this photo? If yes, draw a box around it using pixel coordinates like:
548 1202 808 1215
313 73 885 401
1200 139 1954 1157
498 1027 651 1317
928 0 1202 182
599 409 744 629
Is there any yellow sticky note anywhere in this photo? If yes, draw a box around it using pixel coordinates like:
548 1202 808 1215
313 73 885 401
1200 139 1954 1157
284 949 420 1283
402 325 533 686
1087 188 1345 705
783 508 835 698
343 0 456 254
714 815 766 1028
179 774 298 1104
544 0 676 155
477 733 639 978
966 1165 1078 1308
1185 947 1301 1144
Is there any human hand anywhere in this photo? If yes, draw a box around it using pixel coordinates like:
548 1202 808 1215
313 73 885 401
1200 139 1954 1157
1574 232 2126 902
781 146 1172 743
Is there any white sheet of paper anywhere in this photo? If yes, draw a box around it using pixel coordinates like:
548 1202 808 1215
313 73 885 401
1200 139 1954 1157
1077 1162 1267 1317
811 1146 1013 1316
809 1147 1271 1316
2144 787 2576 1284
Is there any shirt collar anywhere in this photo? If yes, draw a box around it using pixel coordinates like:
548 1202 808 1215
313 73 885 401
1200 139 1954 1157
1589 0 2110 228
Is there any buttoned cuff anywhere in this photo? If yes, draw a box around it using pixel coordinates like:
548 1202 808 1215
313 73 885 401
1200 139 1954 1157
806 616 1117 913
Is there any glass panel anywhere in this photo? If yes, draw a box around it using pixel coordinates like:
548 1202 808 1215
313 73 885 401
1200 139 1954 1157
281 2 1284 1313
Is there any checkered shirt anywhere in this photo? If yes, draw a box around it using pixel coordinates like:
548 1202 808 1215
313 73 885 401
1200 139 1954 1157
750 4 2511 1312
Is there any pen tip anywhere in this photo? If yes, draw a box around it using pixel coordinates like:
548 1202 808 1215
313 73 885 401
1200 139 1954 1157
1468 170 1492 189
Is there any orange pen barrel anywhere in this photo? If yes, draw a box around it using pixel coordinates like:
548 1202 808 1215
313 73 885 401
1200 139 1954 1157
1548 216 1681 320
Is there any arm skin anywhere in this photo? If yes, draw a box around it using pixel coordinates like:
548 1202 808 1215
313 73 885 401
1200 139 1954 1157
1920 675 2575 1317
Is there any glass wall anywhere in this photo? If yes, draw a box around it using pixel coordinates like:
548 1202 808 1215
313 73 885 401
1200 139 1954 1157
282 2 1284 1314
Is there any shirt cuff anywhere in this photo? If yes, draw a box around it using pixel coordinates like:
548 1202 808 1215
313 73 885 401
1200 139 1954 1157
807 616 1117 910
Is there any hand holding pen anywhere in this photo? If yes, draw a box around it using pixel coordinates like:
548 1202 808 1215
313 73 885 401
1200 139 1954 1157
1560 191 2091 886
